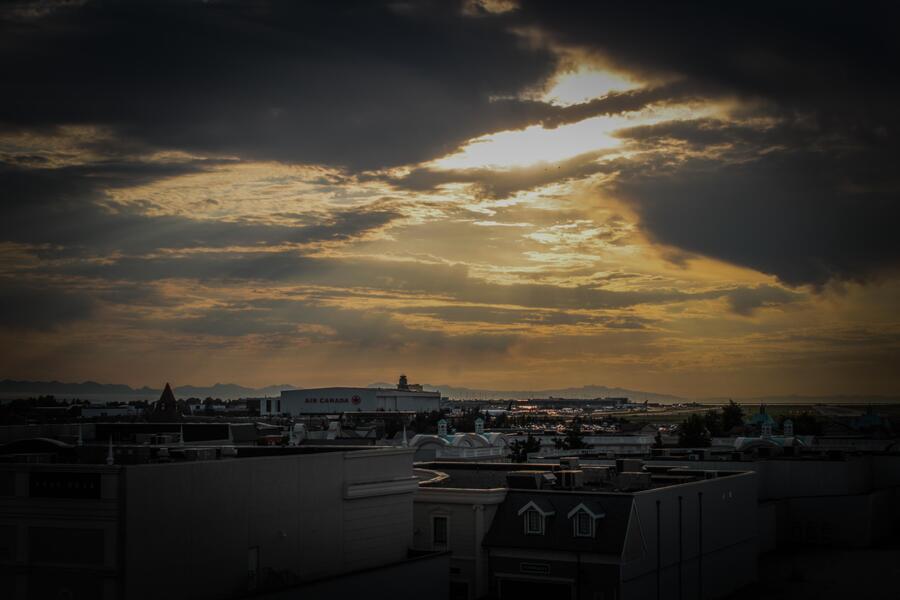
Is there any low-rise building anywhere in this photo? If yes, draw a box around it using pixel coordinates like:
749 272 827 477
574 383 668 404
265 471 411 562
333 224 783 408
414 459 757 600
410 419 509 461
269 376 442 416
574 449 900 551
0 440 447 600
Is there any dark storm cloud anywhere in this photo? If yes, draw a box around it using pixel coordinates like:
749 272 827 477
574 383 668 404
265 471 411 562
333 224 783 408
724 284 802 316
3 0 899 288
393 304 655 329
0 282 95 330
389 150 609 198
512 0 900 285
0 0 560 171
517 1 899 106
155 298 519 355
610 141 900 286
50 247 730 311
0 163 399 256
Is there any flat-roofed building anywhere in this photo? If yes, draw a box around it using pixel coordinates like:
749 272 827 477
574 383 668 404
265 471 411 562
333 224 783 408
269 376 442 416
0 440 447 600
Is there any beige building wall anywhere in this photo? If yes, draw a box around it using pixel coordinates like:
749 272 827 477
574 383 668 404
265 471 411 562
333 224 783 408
124 447 417 600
414 486 506 600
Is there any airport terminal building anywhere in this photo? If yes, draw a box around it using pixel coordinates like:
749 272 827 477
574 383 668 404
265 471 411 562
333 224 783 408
265 376 443 416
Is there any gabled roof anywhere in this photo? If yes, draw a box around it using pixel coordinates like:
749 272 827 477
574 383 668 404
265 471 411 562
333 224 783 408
484 491 633 556
517 498 555 517
567 501 606 520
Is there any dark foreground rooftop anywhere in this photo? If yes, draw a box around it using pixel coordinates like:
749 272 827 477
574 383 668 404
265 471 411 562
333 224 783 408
416 460 746 493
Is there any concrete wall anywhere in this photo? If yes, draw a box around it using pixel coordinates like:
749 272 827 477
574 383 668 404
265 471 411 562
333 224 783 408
785 488 899 547
622 472 758 600
123 448 416 600
584 455 900 551
759 458 872 499
872 454 900 488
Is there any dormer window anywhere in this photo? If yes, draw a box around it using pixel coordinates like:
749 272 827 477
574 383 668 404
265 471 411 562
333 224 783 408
574 512 593 537
525 509 543 535
517 500 555 536
568 502 605 538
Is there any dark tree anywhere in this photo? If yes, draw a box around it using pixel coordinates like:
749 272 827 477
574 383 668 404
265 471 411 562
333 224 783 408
721 400 745 431
779 412 822 435
454 408 483 433
703 410 724 437
565 421 591 449
509 434 541 463
410 410 444 435
678 413 711 447
490 412 509 428
553 419 592 450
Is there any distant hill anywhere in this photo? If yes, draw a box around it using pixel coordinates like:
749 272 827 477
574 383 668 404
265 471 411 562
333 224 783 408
701 394 900 405
368 382 685 403
173 383 294 399
0 379 294 400
3 379 896 405
369 382 900 405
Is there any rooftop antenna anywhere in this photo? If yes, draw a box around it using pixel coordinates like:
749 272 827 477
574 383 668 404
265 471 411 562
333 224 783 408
106 436 114 465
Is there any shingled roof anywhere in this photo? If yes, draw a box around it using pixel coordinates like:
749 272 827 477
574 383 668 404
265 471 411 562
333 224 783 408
483 490 634 556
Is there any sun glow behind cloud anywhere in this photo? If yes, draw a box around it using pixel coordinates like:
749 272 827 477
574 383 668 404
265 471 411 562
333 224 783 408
4 15 895 398
431 103 719 170
541 65 639 106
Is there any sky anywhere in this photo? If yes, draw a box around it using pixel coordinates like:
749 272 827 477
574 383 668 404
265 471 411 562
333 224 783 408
1 0 899 397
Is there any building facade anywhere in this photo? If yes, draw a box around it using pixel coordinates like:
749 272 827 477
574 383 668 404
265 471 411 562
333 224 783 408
0 443 444 600
268 386 442 416
413 460 757 600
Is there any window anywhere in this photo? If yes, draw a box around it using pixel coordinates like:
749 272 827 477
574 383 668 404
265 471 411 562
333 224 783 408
433 516 448 548
567 502 604 538
29 472 100 500
574 511 593 537
29 527 104 565
525 509 543 535
266 399 272 413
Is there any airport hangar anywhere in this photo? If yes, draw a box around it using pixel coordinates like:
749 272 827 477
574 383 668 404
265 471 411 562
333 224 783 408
262 386 443 415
